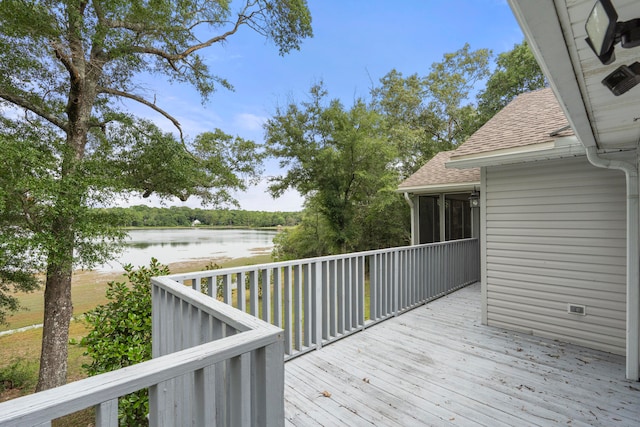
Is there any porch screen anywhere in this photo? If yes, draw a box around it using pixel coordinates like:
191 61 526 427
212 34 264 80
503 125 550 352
418 193 471 243
418 196 440 243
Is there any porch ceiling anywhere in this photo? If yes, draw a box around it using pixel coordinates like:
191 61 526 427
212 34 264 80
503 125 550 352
508 0 640 150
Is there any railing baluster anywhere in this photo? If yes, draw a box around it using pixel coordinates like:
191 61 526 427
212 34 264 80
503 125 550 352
223 274 231 305
262 268 271 323
337 259 344 335
95 399 118 427
321 261 329 341
249 270 258 316
237 272 246 312
303 263 312 347
272 267 281 328
368 255 376 321
357 256 364 327
293 265 302 351
344 258 352 332
283 265 293 355
329 259 337 338
206 276 213 298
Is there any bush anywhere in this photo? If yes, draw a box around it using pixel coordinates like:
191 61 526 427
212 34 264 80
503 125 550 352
80 258 169 426
0 358 38 393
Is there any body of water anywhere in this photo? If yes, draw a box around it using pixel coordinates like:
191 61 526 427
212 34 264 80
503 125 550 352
96 228 278 272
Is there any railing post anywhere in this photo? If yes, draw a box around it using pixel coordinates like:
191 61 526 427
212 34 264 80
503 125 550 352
260 336 285 426
230 353 251 427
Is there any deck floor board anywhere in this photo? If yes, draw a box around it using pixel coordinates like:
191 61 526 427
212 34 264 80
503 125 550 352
284 283 640 426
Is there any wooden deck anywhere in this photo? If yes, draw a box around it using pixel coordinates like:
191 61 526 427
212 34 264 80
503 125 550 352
284 283 639 426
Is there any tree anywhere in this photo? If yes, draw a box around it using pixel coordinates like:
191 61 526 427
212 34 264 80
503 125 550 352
476 40 546 124
371 44 491 178
266 84 398 253
0 0 312 391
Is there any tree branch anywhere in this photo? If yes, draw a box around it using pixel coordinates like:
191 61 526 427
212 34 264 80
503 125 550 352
0 91 68 132
126 7 253 62
98 86 183 141
51 42 80 82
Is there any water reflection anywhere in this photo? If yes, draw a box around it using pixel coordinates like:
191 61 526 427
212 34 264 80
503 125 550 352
96 228 277 272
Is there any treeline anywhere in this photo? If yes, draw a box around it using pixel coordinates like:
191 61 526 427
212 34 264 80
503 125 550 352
102 205 302 228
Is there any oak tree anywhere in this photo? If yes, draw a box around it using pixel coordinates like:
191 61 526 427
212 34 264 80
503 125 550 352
0 0 311 391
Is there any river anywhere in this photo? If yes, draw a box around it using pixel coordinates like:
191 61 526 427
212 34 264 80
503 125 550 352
95 228 278 272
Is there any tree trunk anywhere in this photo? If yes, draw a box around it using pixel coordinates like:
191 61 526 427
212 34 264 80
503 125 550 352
36 257 73 391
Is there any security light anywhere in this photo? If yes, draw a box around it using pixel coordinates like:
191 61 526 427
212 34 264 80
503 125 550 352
585 0 640 65
602 62 640 96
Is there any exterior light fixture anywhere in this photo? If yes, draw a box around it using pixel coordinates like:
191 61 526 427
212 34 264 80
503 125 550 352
585 0 640 65
469 190 480 208
602 61 640 95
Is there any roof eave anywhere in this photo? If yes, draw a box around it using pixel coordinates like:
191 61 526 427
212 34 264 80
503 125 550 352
507 0 597 148
396 182 480 195
447 137 585 169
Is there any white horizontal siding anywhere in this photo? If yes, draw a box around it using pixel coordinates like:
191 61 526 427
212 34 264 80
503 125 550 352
485 156 626 355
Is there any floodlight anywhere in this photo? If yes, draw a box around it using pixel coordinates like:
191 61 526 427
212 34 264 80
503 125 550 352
585 0 640 65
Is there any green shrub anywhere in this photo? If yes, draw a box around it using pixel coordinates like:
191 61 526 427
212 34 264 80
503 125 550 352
0 358 38 393
80 258 169 426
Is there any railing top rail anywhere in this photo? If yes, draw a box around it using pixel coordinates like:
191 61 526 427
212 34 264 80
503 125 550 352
151 276 281 333
162 238 479 282
0 328 280 426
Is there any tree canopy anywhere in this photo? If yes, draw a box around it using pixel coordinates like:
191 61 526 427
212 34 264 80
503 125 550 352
476 40 546 124
268 41 544 260
371 44 491 178
266 84 401 253
0 0 312 391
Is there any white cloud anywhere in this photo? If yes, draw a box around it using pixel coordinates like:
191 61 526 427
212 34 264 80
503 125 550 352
232 181 303 212
233 112 267 132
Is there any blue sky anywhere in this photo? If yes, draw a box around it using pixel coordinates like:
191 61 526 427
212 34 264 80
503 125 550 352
126 0 524 212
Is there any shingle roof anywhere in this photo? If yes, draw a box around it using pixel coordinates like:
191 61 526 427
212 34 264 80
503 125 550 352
451 87 573 159
398 88 573 191
398 150 480 190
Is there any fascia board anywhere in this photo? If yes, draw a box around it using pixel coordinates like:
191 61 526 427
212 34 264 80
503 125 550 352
396 182 480 194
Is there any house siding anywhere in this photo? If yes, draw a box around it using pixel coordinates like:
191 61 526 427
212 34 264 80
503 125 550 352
484 156 627 355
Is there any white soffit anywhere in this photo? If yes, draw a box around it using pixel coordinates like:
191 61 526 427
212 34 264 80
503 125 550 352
508 0 640 151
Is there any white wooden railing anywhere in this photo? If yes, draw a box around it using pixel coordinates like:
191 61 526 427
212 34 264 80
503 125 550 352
0 239 478 426
165 238 480 360
0 275 284 427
